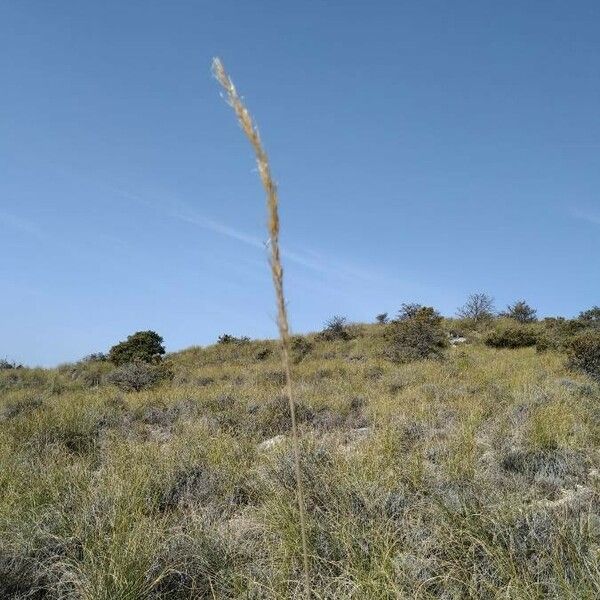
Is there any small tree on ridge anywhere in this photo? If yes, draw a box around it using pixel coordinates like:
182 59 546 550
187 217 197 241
108 330 165 365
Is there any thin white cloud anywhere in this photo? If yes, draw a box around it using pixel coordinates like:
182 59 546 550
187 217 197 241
174 209 265 249
570 207 600 226
115 187 383 284
172 208 385 284
0 210 45 240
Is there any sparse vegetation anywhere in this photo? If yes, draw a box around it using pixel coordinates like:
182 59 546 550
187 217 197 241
1 318 599 598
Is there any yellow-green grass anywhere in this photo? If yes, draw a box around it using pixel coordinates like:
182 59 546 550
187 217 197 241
1 325 599 598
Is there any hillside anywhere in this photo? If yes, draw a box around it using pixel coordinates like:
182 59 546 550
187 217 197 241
1 321 599 599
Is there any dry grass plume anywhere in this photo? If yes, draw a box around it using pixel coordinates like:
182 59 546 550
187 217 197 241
212 57 311 598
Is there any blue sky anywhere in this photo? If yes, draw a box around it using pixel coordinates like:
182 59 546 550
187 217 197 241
1 1 599 366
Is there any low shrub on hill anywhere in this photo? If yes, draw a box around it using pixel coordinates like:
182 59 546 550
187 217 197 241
536 318 587 352
384 306 447 362
104 361 170 392
568 330 600 381
485 323 538 348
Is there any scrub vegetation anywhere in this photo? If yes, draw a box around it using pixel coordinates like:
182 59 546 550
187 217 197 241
1 309 599 599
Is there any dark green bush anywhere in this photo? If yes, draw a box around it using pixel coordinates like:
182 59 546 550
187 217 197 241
108 331 165 365
485 324 537 349
385 306 447 363
568 330 600 381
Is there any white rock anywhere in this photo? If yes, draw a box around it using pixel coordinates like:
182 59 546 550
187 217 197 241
351 427 372 438
258 434 286 451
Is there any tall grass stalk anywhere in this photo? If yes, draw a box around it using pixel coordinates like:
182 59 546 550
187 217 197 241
212 57 311 598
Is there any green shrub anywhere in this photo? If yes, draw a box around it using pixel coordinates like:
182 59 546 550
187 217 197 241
108 331 165 365
485 324 537 348
568 330 600 381
384 306 447 363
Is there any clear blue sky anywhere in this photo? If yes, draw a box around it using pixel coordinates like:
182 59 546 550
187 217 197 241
1 1 599 366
